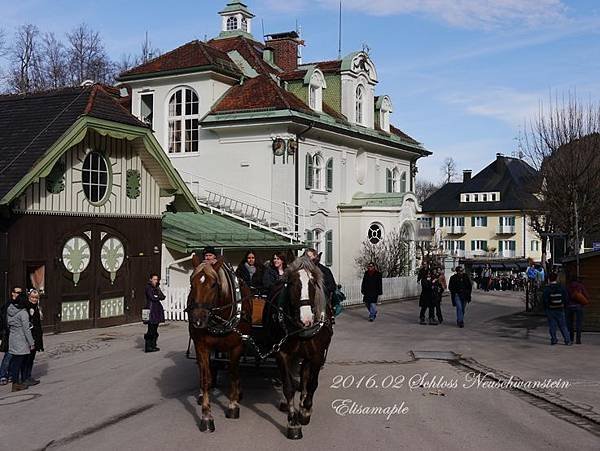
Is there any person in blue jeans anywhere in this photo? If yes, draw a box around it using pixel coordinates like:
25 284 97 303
449 266 472 328
542 273 572 346
0 286 24 385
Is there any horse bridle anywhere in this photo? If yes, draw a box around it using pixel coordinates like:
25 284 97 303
186 263 244 336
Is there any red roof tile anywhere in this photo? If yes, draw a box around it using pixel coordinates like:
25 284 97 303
118 40 241 79
211 75 314 115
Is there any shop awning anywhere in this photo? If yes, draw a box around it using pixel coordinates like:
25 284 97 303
163 212 305 254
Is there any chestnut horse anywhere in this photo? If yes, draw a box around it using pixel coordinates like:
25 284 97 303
271 256 334 440
186 255 252 433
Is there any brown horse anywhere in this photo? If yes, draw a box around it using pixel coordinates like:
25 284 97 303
186 255 252 433
272 255 334 440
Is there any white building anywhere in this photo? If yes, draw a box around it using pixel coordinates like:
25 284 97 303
117 0 431 283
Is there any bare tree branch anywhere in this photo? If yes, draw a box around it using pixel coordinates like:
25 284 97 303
8 24 44 93
415 179 440 204
440 157 458 184
41 32 68 89
520 92 600 256
355 228 411 277
66 23 112 85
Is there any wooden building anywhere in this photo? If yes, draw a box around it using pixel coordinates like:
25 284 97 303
0 85 199 332
563 251 600 331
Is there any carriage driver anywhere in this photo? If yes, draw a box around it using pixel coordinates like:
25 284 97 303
200 246 218 265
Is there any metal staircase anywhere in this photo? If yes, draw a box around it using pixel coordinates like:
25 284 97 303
180 170 306 242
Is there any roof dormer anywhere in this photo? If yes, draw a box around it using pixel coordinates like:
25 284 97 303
219 1 255 39
375 95 393 132
304 68 326 113
340 51 378 128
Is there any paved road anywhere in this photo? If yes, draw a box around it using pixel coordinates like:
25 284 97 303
1 290 599 451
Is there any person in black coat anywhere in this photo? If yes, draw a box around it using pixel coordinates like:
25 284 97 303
419 270 437 325
235 250 265 291
21 289 43 386
361 263 383 321
144 274 166 353
448 266 472 328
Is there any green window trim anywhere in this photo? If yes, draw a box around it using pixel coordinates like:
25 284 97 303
305 153 314 190
325 230 333 266
326 158 334 192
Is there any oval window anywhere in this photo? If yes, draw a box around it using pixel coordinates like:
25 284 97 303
82 151 110 203
368 223 384 244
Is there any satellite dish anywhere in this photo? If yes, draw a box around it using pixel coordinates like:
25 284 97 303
80 79 95 87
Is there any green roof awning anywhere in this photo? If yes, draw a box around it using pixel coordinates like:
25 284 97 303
163 212 304 253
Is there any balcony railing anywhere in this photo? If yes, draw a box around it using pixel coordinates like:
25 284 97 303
448 225 465 234
497 225 516 234
499 250 517 258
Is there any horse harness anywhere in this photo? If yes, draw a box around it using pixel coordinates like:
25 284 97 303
188 264 333 359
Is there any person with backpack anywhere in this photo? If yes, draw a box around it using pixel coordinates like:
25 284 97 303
542 273 572 346
0 286 24 385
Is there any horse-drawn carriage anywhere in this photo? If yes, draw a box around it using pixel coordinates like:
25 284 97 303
185 253 335 439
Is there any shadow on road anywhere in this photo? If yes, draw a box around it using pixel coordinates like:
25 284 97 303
155 346 287 435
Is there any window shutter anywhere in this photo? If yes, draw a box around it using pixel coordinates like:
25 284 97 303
471 217 475 227
471 241 475 251
326 158 334 192
305 230 314 248
386 169 392 193
325 230 333 266
305 153 314 190
483 217 488 227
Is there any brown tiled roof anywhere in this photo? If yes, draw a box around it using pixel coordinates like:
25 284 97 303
282 60 342 81
118 40 242 80
0 85 147 200
208 36 280 76
279 69 308 81
211 75 315 115
390 125 419 145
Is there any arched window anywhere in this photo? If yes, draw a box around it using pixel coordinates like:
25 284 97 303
241 18 248 32
168 87 199 153
313 154 324 191
82 151 110 204
392 168 400 192
400 171 407 193
355 85 365 125
308 70 325 112
227 17 238 31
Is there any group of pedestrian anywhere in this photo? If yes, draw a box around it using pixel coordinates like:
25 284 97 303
417 263 472 328
0 287 44 392
542 273 590 346
417 263 447 326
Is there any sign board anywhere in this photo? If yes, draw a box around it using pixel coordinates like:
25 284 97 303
593 242 600 251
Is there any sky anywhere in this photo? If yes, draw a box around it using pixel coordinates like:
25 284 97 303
1 0 600 182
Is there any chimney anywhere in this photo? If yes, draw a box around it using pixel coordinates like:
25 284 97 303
463 170 472 182
264 31 303 72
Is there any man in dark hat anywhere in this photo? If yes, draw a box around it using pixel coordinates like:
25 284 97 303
201 246 218 265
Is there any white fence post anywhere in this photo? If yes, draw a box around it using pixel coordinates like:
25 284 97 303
339 276 419 307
